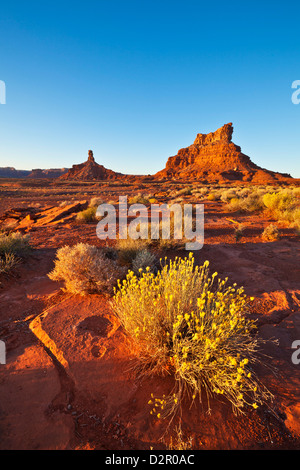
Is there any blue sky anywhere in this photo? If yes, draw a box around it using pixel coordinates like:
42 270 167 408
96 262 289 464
0 0 299 177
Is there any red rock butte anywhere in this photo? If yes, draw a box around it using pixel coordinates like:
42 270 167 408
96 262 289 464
59 150 122 181
154 123 293 184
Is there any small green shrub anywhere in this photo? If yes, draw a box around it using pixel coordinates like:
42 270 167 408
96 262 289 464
262 190 299 225
263 191 296 213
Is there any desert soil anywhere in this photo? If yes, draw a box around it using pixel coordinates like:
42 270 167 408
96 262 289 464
0 179 300 450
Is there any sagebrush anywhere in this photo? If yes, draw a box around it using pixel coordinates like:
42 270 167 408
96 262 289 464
48 243 125 295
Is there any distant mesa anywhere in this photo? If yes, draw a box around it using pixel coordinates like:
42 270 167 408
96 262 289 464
0 167 30 178
59 150 123 181
0 167 68 179
27 168 69 178
154 123 293 184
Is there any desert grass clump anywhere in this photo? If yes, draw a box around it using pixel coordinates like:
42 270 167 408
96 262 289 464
227 191 265 213
220 188 238 203
0 232 32 257
262 224 280 242
128 194 151 205
76 206 98 223
48 243 125 295
174 187 192 197
89 197 104 207
0 253 20 275
263 190 299 225
111 253 272 417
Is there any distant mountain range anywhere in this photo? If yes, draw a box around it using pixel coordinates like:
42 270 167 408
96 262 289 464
0 167 69 178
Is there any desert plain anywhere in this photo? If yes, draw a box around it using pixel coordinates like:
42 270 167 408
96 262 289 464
0 124 300 450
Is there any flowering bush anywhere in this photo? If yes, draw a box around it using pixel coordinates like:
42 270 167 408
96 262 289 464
111 253 272 416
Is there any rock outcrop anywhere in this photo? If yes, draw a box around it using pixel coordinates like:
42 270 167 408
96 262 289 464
0 201 89 231
154 123 293 183
59 150 122 181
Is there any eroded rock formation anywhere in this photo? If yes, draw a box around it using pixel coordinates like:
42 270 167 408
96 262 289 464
154 123 293 183
59 150 122 181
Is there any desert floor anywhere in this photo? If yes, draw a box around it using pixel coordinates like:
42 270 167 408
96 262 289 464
0 178 299 450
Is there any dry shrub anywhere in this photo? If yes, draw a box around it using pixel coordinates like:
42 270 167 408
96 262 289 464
227 191 265 213
0 232 31 257
116 238 151 266
111 253 273 418
128 194 151 205
234 223 245 242
0 232 31 280
132 249 158 275
227 187 299 224
89 197 104 207
166 425 193 450
0 252 19 275
76 206 99 223
48 243 125 295
262 224 280 242
174 187 192 197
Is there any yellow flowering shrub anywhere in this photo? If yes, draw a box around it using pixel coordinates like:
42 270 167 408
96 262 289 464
111 253 272 416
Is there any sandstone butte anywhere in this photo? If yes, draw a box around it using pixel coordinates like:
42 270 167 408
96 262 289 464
154 123 294 184
59 150 123 181
58 124 296 185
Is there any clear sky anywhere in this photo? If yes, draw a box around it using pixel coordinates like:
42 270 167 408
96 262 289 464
0 0 299 177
